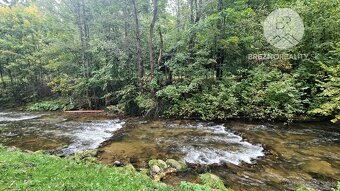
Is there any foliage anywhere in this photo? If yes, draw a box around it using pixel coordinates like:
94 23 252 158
0 0 338 122
27 99 73 111
311 63 340 123
179 182 211 191
331 182 340 191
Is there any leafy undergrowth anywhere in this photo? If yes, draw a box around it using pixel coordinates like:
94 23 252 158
0 146 227 191
26 98 74 111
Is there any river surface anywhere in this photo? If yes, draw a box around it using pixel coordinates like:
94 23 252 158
0 111 339 190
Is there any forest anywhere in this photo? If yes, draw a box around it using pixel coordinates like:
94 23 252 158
0 0 339 122
0 1 340 191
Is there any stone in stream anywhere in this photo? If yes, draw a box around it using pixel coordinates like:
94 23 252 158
148 159 168 170
148 159 187 182
166 159 187 171
112 161 123 167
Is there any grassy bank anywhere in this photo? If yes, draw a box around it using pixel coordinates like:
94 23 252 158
0 145 230 191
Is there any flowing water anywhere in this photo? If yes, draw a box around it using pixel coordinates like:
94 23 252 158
0 111 339 190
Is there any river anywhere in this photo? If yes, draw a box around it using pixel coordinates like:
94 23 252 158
0 111 339 190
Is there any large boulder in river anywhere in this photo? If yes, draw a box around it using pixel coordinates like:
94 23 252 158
199 173 230 191
148 159 167 170
166 159 187 171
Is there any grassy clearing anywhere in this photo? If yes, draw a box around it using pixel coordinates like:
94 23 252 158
0 145 229 191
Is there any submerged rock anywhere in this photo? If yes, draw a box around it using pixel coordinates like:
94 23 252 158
301 160 338 178
166 159 187 171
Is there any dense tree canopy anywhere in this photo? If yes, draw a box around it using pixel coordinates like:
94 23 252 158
0 0 339 122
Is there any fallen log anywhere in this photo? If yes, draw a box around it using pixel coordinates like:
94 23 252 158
64 110 105 113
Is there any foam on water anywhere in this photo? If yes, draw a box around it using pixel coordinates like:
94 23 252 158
61 120 125 154
172 124 264 165
0 112 42 122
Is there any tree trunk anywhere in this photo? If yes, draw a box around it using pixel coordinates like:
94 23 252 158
0 64 5 89
196 0 202 22
176 0 181 32
123 0 132 72
132 0 143 80
216 0 224 80
148 0 158 80
70 0 92 108
157 26 163 70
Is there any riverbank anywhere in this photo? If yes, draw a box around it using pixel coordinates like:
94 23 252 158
1 145 338 191
1 112 339 191
0 145 234 191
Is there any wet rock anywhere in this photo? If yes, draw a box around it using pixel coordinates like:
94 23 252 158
56 153 66 158
112 161 123 167
148 159 167 170
25 150 34 154
75 149 98 158
152 172 166 182
166 159 187 171
149 165 167 182
164 167 177 174
151 165 162 174
199 173 229 191
6 146 20 152
67 149 99 163
49 149 66 158
34 150 46 155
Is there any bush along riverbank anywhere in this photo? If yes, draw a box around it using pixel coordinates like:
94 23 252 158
0 145 233 191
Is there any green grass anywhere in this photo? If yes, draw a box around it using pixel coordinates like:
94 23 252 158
0 145 223 191
0 146 171 191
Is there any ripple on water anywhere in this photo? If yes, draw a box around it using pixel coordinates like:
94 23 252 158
0 112 42 122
